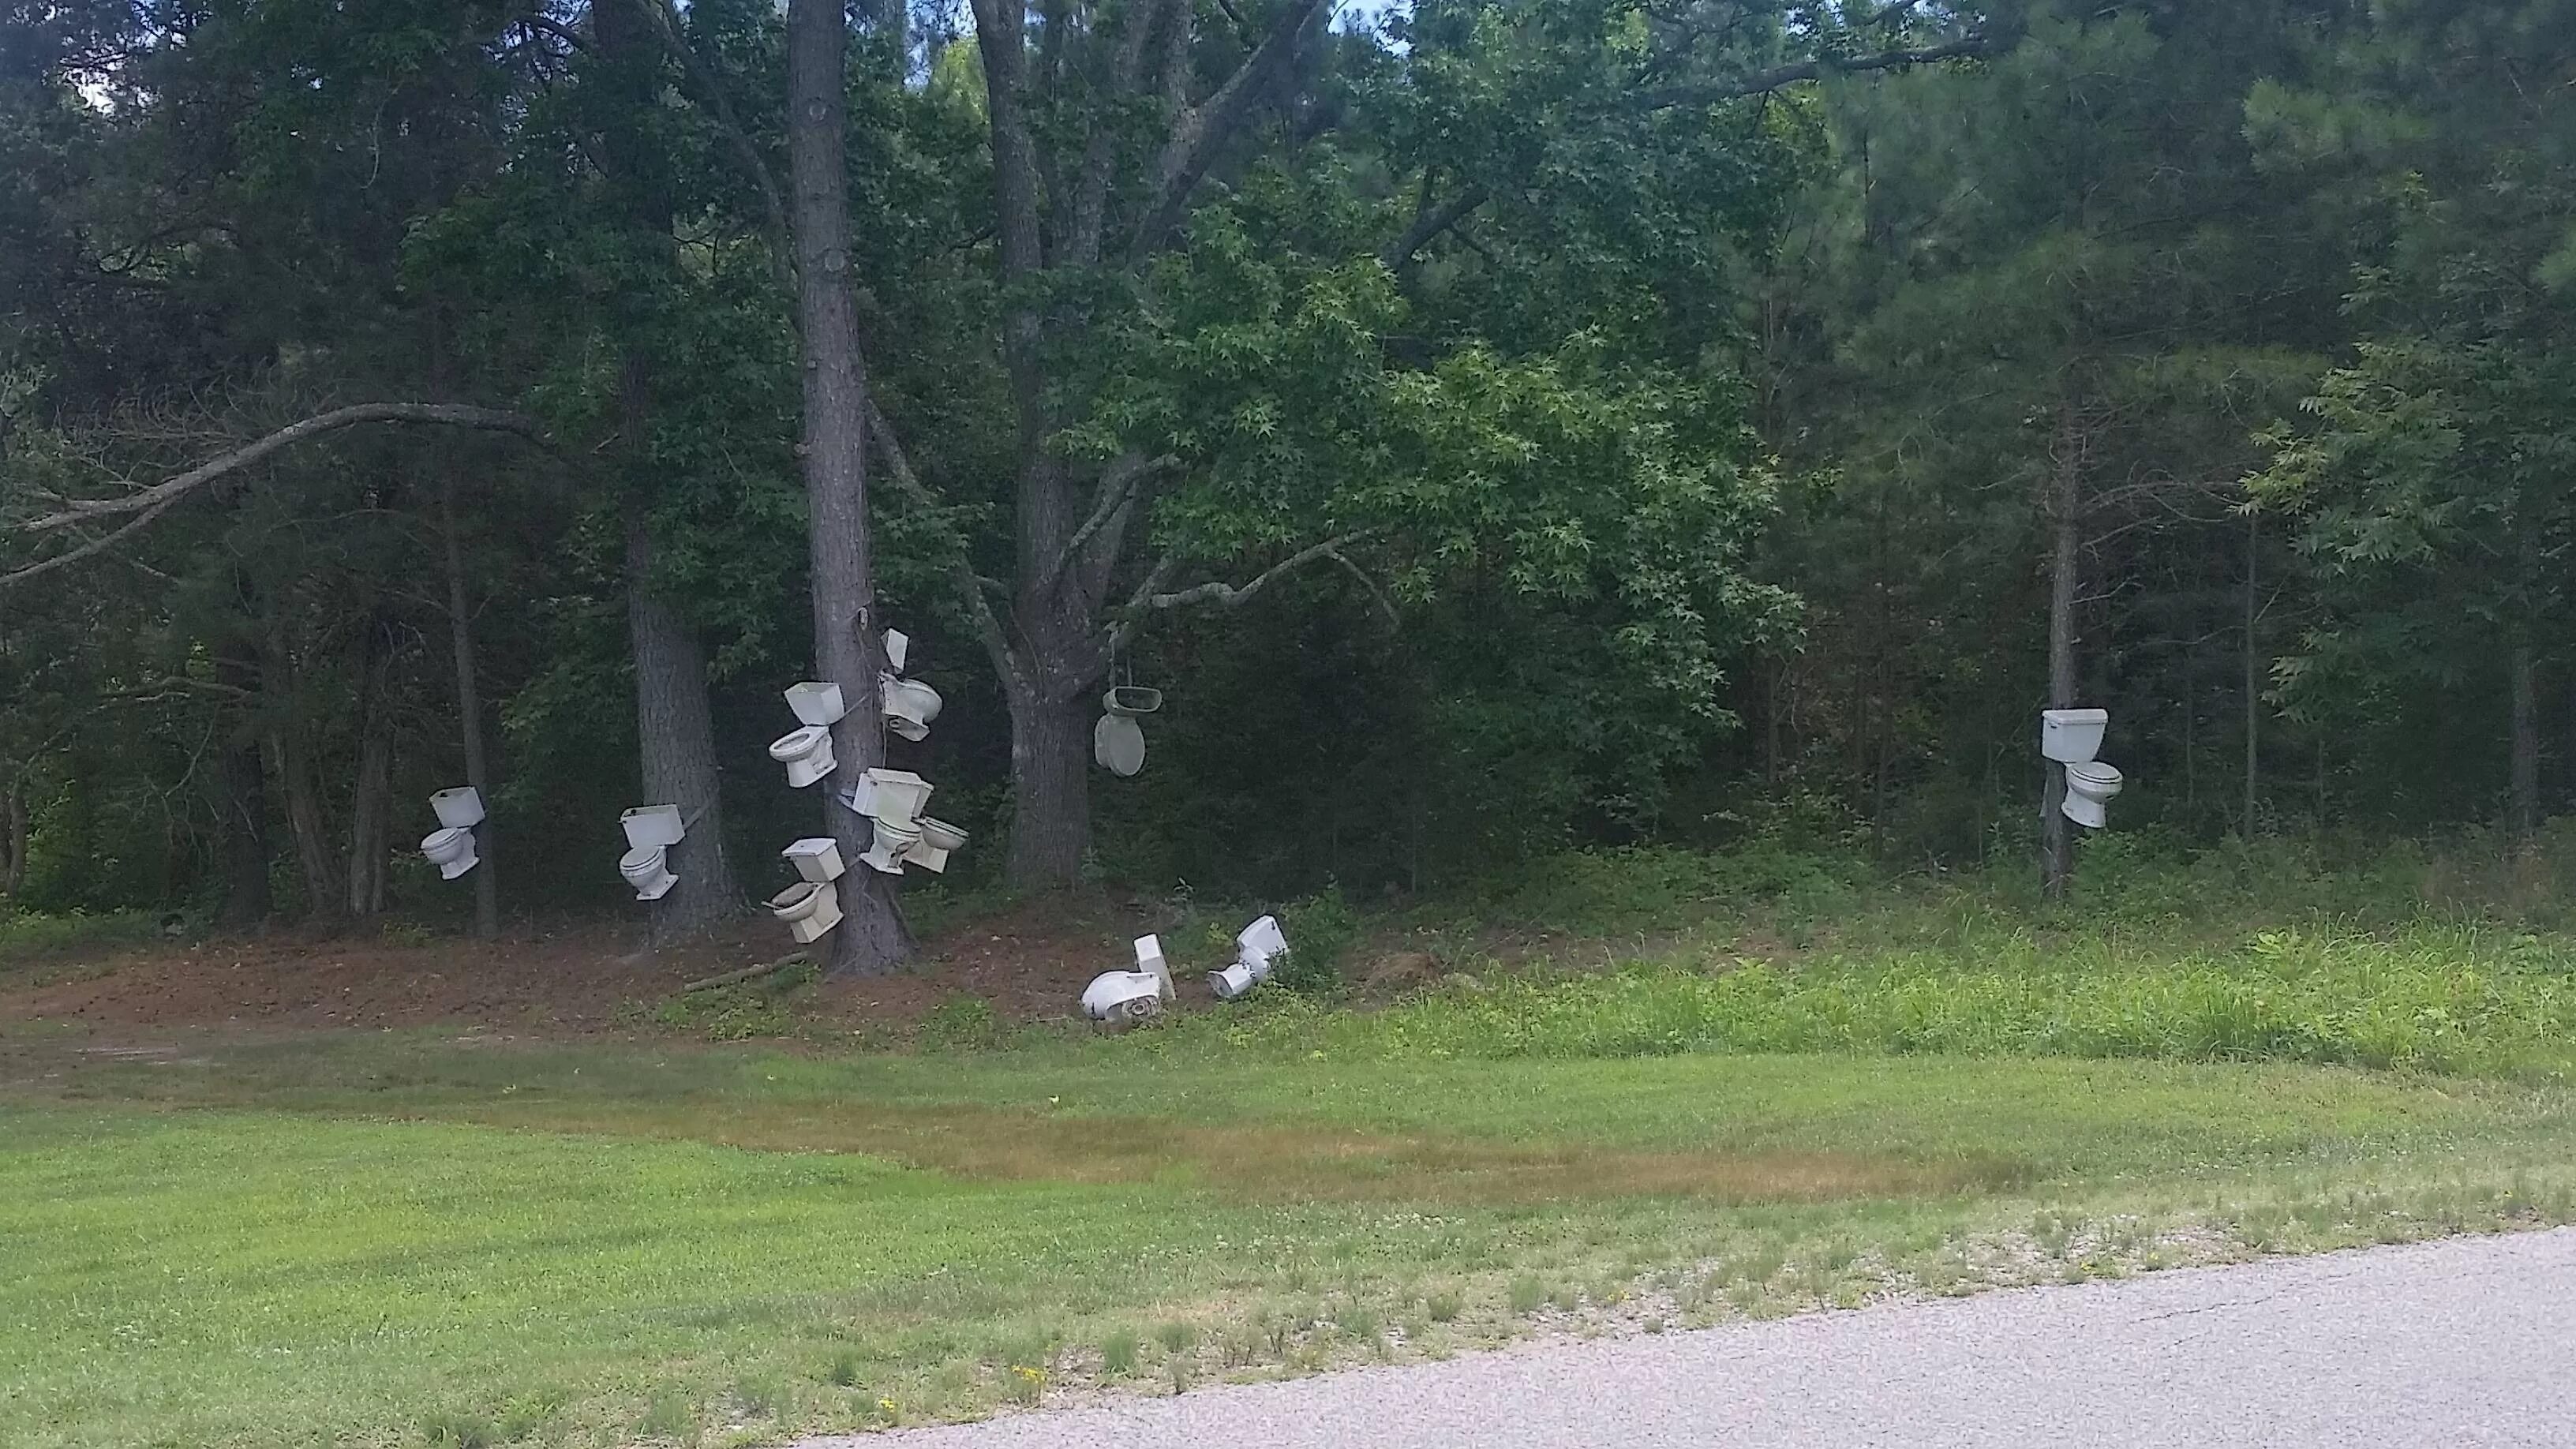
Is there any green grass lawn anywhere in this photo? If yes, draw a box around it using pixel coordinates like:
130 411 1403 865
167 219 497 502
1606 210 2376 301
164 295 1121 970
9 1025 2576 1449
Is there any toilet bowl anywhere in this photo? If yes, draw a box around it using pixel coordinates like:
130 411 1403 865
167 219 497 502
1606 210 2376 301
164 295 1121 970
881 672 944 742
862 815 923 874
1103 685 1163 718
1211 960 1260 1000
620 844 678 900
1080 970 1166 1025
2061 761 2125 829
769 879 844 943
916 817 968 852
769 724 837 788
421 826 478 880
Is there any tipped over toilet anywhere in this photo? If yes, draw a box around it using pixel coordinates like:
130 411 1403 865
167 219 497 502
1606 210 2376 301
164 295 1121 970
620 845 678 900
2061 761 2125 829
769 725 836 788
421 826 478 880
881 672 944 742
769 879 844 943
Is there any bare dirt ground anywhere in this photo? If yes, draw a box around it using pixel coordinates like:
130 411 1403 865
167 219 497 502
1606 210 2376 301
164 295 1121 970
0 893 1208 1036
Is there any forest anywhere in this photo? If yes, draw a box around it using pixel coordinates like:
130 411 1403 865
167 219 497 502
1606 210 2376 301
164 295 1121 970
3 0 2571 968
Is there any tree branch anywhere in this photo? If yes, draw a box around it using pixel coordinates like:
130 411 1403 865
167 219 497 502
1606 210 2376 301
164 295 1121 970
863 395 1029 696
628 0 796 289
1045 451 1175 599
13 403 546 536
0 496 185 590
1127 0 1332 264
1141 532 1369 612
1637 33 2002 110
1380 183 1491 272
1323 544 1399 625
1064 0 1173 268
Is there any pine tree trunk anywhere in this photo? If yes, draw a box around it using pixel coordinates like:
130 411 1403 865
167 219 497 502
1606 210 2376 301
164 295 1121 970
626 514 743 942
1005 681 1091 886
436 481 501 937
788 0 912 974
2042 409 2082 900
271 728 337 921
2509 640 2539 852
0 782 24 902
213 640 271 927
344 703 392 920
2243 511 2260 840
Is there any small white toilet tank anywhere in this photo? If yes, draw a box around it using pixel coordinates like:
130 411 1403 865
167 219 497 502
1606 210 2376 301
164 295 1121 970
621 804 686 851
2040 708 2109 764
430 787 485 830
784 682 848 728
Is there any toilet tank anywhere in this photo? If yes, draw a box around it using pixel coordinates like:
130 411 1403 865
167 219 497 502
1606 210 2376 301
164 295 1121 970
2039 709 2109 764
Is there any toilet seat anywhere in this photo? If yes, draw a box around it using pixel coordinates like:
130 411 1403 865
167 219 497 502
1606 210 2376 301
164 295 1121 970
619 844 678 901
422 826 479 880
769 725 836 788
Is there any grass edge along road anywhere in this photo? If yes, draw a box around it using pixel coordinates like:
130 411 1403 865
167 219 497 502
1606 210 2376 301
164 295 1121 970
8 1033 2576 1449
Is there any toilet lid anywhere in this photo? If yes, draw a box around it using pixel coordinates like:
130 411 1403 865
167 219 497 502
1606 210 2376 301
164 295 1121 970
620 845 664 871
1094 714 1146 777
2065 761 2123 785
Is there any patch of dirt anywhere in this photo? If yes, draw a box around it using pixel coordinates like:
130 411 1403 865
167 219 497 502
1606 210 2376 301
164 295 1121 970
0 893 1205 1036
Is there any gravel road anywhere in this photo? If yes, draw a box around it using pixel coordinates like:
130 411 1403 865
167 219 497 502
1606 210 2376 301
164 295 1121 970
796 1227 2576 1448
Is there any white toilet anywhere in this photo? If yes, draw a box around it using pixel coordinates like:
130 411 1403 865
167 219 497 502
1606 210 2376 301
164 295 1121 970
620 845 678 900
881 672 943 742
1080 970 1165 1025
769 879 843 943
862 815 923 874
429 787 485 830
903 815 967 874
769 724 836 788
421 826 478 880
2062 761 2125 829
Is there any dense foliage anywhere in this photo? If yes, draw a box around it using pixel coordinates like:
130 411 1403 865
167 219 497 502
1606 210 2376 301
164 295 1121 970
0 0 2569 930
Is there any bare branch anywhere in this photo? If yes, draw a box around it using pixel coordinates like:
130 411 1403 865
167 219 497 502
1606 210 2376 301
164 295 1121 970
1141 531 1369 611
0 496 185 590
1323 544 1399 625
13 403 545 534
1637 33 2002 110
1128 0 1333 264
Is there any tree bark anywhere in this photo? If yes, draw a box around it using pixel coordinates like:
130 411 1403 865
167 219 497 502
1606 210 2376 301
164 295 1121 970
2042 402 2082 900
788 0 912 973
626 513 743 941
2509 639 2539 852
2243 511 2260 840
270 726 337 920
1005 681 1092 885
344 691 393 919
0 782 24 902
439 481 502 937
212 638 271 927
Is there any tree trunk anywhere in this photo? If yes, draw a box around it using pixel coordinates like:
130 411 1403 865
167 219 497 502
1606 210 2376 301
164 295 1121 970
436 480 501 937
626 512 743 941
2243 511 2260 841
1005 681 1092 886
0 782 24 901
212 639 271 927
2042 409 2082 900
270 728 337 920
788 0 912 973
344 698 393 920
2509 640 2539 852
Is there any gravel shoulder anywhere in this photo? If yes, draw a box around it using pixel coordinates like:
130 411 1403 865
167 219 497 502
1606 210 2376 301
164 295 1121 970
799 1227 2576 1449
